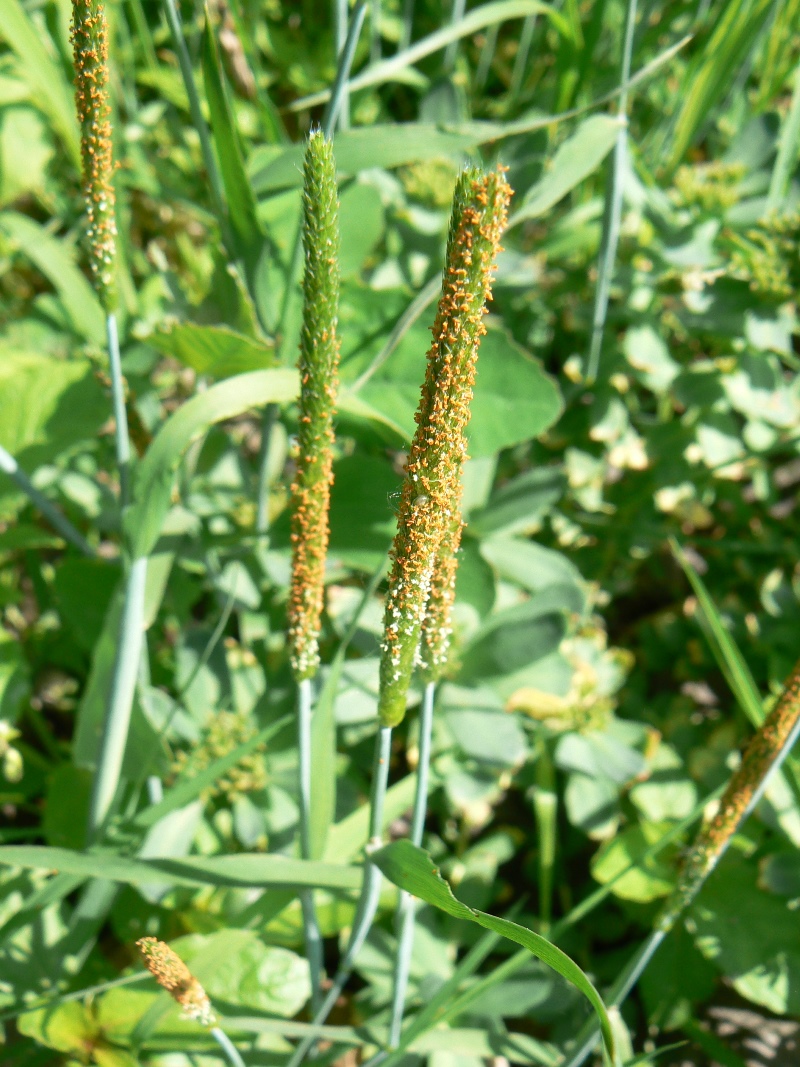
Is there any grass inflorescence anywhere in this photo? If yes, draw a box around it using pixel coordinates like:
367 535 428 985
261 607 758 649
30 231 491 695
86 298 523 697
378 165 512 727
288 130 341 682
70 0 118 312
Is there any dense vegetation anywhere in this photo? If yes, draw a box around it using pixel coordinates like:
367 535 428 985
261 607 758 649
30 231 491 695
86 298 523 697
1 0 800 1064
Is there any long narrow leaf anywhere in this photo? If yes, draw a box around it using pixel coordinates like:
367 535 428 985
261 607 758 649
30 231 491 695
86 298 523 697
201 16 266 278
0 845 362 891
124 368 298 559
372 840 615 1063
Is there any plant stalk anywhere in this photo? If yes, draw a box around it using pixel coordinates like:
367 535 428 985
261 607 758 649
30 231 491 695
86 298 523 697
298 677 324 1016
585 0 637 384
388 681 435 1048
106 312 131 507
211 1025 247 1067
560 658 800 1067
87 554 148 835
285 725 393 1067
0 446 94 556
162 0 226 220
766 57 800 213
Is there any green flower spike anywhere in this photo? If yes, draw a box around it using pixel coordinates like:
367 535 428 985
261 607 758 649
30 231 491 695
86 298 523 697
70 0 118 312
663 656 800 923
378 166 512 727
288 130 341 681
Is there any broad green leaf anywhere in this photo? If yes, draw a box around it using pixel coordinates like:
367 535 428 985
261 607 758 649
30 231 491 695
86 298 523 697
360 324 561 459
125 368 298 558
0 845 362 892
0 350 108 471
459 597 567 683
251 124 484 193
590 824 677 903
180 932 310 1017
0 106 54 206
510 115 623 225
690 853 800 1015
201 18 264 276
372 840 615 1063
0 213 105 343
148 323 275 377
0 0 80 166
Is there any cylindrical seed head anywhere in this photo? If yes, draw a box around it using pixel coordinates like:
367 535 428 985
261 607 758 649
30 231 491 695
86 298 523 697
378 166 512 727
287 130 341 680
70 0 118 312
136 937 216 1026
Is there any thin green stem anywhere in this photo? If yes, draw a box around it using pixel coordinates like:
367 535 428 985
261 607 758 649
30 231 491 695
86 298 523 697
766 58 800 213
388 681 434 1048
323 0 368 137
508 14 536 103
286 726 393 1067
211 1025 247 1067
368 781 727 1067
334 0 350 130
561 929 668 1067
399 0 414 51
443 0 466 71
475 22 499 91
161 0 227 223
585 0 637 384
87 554 148 836
298 677 324 1016
106 312 131 507
0 446 94 556
350 275 440 393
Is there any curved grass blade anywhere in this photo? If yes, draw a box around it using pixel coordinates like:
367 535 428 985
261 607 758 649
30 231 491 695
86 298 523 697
372 840 615 1063
125 368 298 559
766 57 800 214
0 844 363 892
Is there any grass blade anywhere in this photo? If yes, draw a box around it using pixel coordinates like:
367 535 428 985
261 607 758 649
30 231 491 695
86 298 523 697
372 840 616 1063
585 0 638 384
766 58 800 213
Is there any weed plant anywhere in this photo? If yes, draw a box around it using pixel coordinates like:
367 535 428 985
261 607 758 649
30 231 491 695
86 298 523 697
0 2 799 1067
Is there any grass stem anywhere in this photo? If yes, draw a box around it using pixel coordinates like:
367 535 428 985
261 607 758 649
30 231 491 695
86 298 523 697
766 58 800 213
285 725 393 1067
211 1025 247 1067
0 446 94 556
106 312 131 507
585 0 637 384
87 554 148 835
298 677 324 1016
388 681 434 1048
162 0 227 220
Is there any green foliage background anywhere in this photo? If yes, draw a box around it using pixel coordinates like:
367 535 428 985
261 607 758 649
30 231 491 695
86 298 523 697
0 0 799 1063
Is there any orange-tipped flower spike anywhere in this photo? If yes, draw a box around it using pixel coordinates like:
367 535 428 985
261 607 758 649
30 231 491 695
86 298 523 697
660 656 800 926
137 937 216 1026
287 130 341 681
70 0 118 312
378 166 512 727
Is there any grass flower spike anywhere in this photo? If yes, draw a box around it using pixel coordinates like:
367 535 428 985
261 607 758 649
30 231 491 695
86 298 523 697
288 129 341 681
70 0 118 312
137 937 215 1026
664 656 800 922
379 166 512 726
